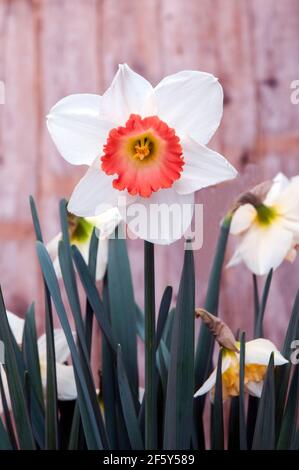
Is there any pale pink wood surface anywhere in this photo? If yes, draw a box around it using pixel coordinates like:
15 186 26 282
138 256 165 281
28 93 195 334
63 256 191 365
0 0 299 354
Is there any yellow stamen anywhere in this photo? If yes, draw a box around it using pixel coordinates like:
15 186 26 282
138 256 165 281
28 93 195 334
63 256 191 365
134 144 150 160
244 364 266 383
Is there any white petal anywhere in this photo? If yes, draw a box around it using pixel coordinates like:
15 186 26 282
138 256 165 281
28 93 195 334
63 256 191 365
68 159 122 218
226 247 243 269
38 329 72 364
96 238 109 280
246 380 263 398
46 233 62 260
56 364 77 400
194 355 231 397
233 223 293 276
230 204 257 235
245 338 288 366
275 178 299 224
154 70 223 144
6 311 25 345
100 64 155 124
53 257 62 279
47 94 113 166
174 136 237 195
86 207 122 239
125 189 194 244
263 172 290 206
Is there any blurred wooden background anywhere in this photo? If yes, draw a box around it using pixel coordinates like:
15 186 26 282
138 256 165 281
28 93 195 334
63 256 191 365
0 0 299 347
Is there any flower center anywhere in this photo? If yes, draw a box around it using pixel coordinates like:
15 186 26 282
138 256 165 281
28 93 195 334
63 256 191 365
67 212 93 244
134 138 151 160
255 204 278 227
101 114 184 198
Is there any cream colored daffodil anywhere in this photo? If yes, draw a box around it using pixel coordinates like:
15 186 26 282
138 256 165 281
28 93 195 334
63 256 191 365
47 63 237 245
194 338 288 401
0 311 77 413
228 173 299 275
47 207 121 280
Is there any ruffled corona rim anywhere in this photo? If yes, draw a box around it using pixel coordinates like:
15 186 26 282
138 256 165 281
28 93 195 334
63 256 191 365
101 114 184 197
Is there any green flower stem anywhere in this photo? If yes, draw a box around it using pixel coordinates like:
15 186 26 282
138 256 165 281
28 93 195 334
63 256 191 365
144 241 157 449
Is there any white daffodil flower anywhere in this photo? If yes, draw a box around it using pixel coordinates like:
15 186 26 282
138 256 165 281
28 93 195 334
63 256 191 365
194 338 288 401
0 311 77 413
228 173 299 275
47 64 237 244
47 208 121 280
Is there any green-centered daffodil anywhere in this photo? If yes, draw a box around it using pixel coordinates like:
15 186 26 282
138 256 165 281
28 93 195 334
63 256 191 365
228 172 299 275
47 207 121 280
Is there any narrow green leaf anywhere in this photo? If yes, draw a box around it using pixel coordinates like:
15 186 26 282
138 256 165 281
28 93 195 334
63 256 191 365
252 353 275 450
246 396 259 449
29 195 43 242
23 304 45 448
290 428 299 450
156 340 170 396
85 228 98 356
72 246 116 352
239 332 247 450
194 217 230 449
0 288 35 449
211 351 224 450
117 346 144 450
69 228 99 449
0 367 17 449
156 286 172 350
228 398 240 450
254 269 273 338
144 241 157 450
0 416 12 450
29 195 59 449
36 241 103 449
135 304 145 342
275 290 299 436
101 279 118 450
162 308 175 350
164 246 195 450
252 274 260 332
108 230 138 402
277 365 299 449
58 240 109 449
